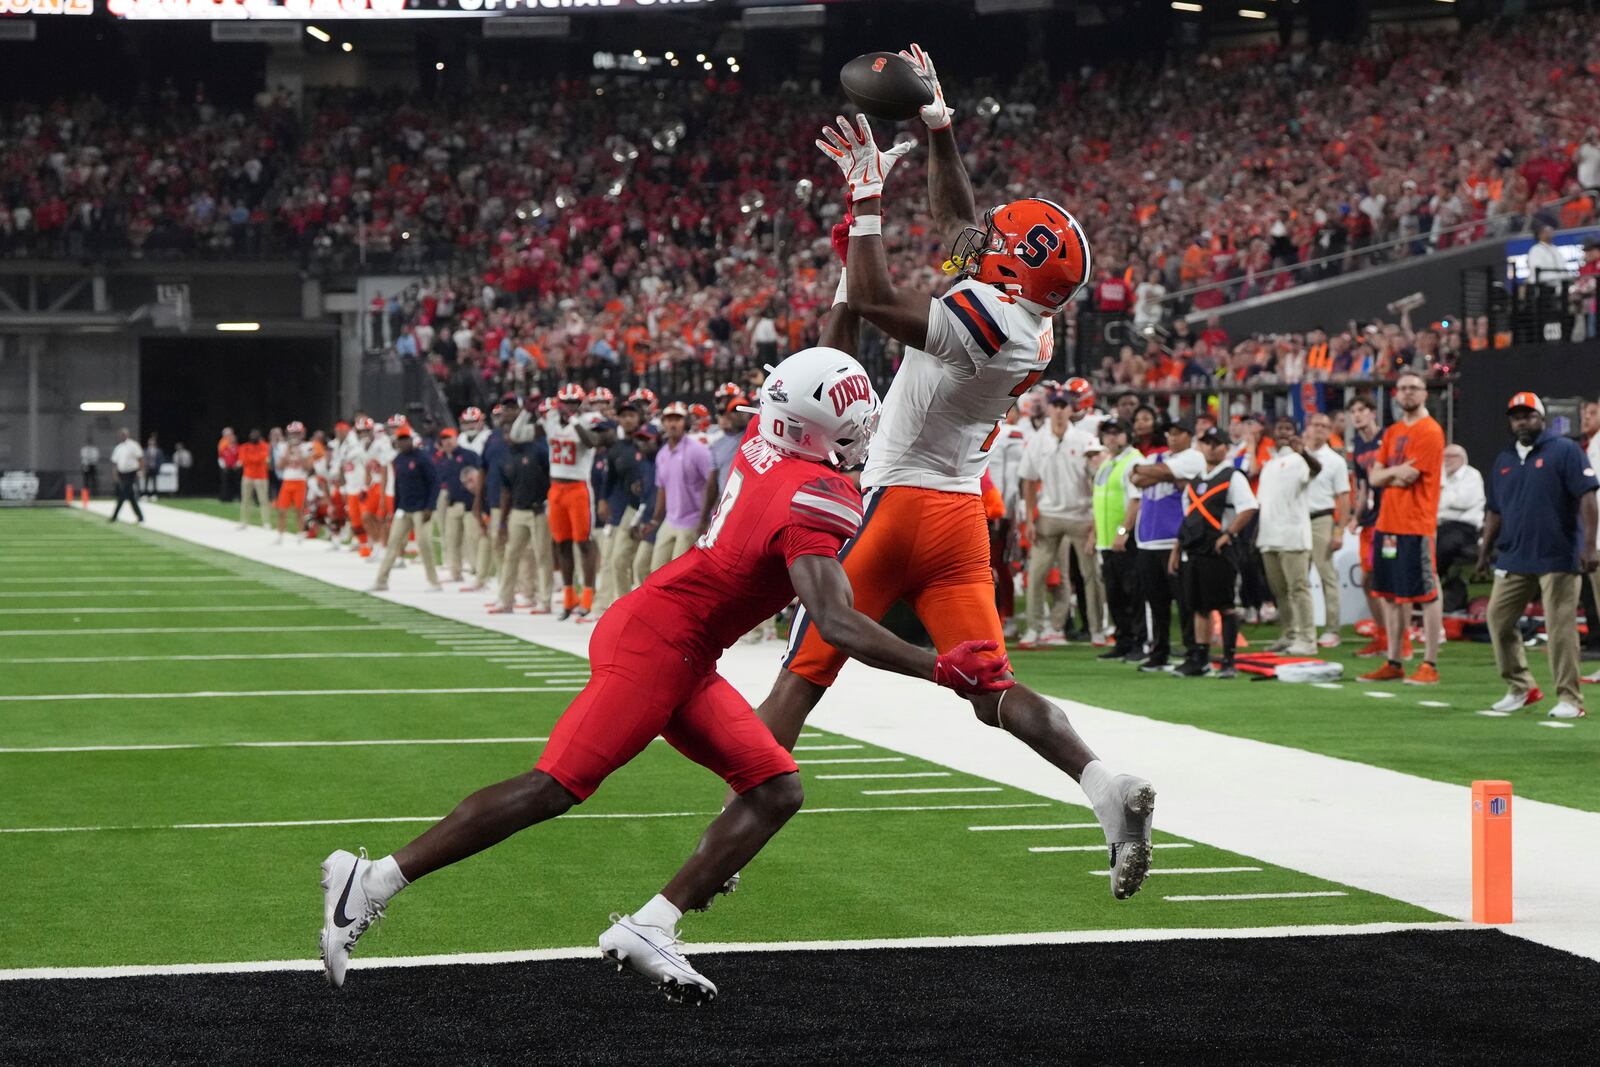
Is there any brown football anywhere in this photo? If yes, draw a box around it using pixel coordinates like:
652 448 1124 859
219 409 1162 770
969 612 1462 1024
840 51 934 122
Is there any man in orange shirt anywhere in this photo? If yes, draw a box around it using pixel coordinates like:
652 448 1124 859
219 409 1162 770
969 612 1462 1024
237 428 272 530
1360 372 1447 685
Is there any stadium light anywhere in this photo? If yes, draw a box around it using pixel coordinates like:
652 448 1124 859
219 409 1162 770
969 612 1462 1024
730 63 741 73
305 25 330 43
341 42 353 52
695 53 706 62
633 49 643 58
435 61 445 71
1171 1 1202 10
216 322 260 332
1239 7 1266 16
671 58 680 67
726 56 736 66
80 401 126 413
664 51 674 60
702 61 713 71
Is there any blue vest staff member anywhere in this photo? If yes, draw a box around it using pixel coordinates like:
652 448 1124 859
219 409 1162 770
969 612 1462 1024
433 427 481 584
1172 426 1259 678
370 422 442 592
108 428 145 524
1476 392 1600 719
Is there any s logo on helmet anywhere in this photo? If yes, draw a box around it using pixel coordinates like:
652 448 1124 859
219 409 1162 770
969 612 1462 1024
1015 224 1061 269
828 374 872 417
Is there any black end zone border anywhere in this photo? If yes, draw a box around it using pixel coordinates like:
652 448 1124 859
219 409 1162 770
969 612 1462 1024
4 931 1596 1064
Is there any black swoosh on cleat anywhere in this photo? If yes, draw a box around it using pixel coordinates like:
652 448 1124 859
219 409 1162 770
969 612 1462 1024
333 861 360 928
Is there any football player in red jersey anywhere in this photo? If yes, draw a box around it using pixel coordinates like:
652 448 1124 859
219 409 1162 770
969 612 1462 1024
320 287 1011 1002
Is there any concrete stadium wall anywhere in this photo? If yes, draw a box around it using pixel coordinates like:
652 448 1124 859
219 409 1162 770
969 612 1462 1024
0 333 141 478
1454 340 1600 468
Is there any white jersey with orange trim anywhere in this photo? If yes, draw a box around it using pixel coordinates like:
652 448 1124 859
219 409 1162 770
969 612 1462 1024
862 279 1055 496
278 441 312 482
544 410 600 482
458 427 492 456
370 434 397 495
340 440 371 494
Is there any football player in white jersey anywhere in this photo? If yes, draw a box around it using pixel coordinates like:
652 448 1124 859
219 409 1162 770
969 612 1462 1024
546 383 603 618
273 421 313 546
776 44 1156 898
457 406 491 456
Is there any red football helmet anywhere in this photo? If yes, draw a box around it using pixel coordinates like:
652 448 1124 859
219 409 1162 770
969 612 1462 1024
557 382 585 404
384 414 408 433
1063 376 1096 413
460 406 485 424
690 402 711 430
714 381 743 402
353 416 375 433
588 386 615 406
628 387 658 414
286 421 305 436
946 198 1091 314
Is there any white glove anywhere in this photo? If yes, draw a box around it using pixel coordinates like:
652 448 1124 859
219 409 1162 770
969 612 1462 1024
899 43 953 131
816 114 914 204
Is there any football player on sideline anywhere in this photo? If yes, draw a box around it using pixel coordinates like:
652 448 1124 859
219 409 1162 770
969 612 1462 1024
546 383 603 619
320 298 1011 1003
769 44 1156 897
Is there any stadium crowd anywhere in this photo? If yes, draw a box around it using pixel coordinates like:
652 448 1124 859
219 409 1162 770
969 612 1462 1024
5 10 1600 379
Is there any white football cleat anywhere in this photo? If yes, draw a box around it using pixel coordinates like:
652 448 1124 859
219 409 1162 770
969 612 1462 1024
1490 687 1542 713
599 913 717 1004
1100 776 1156 901
319 848 385 988
1548 701 1586 720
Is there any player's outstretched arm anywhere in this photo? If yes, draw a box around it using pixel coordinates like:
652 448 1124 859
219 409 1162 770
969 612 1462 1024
899 44 977 241
788 554 1013 695
817 216 862 356
816 114 930 350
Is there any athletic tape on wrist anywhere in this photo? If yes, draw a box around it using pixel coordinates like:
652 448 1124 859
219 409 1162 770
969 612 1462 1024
834 267 849 307
849 215 883 237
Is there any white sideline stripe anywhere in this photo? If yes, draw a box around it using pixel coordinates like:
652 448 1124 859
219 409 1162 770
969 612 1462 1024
861 787 1000 796
1164 891 1350 902
791 744 862 751
795 757 906 765
0 802 1052 835
814 772 952 781
0 605 312 615
1363 691 1396 699
524 672 590 679
1031 843 1193 853
5 652 502 665
0 686 573 703
0 590 291 599
0 736 551 754
0 625 389 637
968 823 1100 832
0 922 1475 981
0 577 244 584
1418 701 1452 708
1537 722 1577 729
1089 867 1262 876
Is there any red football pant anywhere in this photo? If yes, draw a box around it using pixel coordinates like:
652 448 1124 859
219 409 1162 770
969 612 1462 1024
534 596 797 800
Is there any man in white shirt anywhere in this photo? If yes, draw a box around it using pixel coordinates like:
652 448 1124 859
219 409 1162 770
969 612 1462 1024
1019 391 1101 646
80 437 100 494
1525 222 1567 290
108 428 145 524
1255 415 1322 655
1304 412 1351 646
1437 442 1486 613
1577 128 1600 193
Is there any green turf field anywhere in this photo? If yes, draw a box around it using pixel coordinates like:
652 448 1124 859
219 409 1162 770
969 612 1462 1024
0 507 1441 969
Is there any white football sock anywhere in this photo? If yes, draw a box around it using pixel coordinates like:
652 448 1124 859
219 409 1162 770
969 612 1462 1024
633 893 683 932
362 855 409 905
1080 759 1117 812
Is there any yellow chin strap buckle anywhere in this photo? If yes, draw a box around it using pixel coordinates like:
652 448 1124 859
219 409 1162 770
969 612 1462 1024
941 254 968 276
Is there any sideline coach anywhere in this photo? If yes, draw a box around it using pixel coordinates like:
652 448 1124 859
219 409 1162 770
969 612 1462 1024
1477 392 1599 719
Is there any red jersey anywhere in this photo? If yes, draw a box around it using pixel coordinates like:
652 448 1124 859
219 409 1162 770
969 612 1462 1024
636 434 863 664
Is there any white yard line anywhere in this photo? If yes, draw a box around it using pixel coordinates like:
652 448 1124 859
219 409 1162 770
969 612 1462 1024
794 757 906 765
0 605 314 615
0 922 1481 982
0 590 292 599
969 823 1100 832
1030 843 1193 853
0 687 575 703
791 744 862 751
1089 867 1263 876
4 652 508 665
814 772 952 781
0 802 1054 835
0 625 390 637
0 736 551 755
1164 892 1350 902
860 787 1001 796
92 501 1600 962
0 577 243 584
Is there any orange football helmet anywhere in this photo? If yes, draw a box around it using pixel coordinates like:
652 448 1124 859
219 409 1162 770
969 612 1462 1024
945 198 1091 314
1063 376 1095 413
556 383 585 404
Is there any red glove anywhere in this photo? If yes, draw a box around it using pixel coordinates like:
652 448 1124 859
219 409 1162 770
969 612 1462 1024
831 214 853 265
933 640 1015 696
